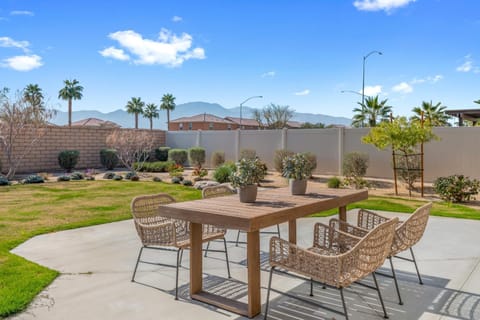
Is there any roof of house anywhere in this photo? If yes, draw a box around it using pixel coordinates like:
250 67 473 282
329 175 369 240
224 117 261 126
70 118 120 128
445 109 480 122
170 113 234 124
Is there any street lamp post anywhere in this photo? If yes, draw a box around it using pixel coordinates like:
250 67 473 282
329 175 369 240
362 50 382 127
239 95 263 129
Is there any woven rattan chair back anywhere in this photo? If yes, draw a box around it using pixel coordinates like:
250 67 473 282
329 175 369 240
391 202 432 255
202 185 235 199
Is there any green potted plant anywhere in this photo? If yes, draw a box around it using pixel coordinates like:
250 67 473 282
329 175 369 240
231 158 264 203
282 153 314 195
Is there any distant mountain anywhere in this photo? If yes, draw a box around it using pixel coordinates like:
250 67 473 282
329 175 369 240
51 102 351 129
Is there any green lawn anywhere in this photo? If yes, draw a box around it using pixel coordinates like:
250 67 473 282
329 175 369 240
1 181 479 318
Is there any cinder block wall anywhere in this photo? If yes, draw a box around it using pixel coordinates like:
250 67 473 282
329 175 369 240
0 126 166 174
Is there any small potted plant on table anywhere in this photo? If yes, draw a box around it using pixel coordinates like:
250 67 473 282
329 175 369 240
282 153 314 195
231 158 264 203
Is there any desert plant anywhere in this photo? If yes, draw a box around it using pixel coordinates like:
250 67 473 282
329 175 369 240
192 166 208 179
155 147 170 161
182 179 193 186
100 149 119 170
85 175 95 181
58 150 80 172
282 153 313 180
103 172 115 179
152 176 162 182
189 147 206 168
57 175 71 182
125 171 137 180
239 149 256 160
303 152 317 174
134 160 175 172
70 172 84 180
168 149 188 166
22 174 44 184
231 158 264 187
274 149 294 173
327 177 342 189
433 174 480 203
130 175 140 181
257 160 268 181
213 164 235 183
343 152 369 189
211 151 225 167
168 163 184 178
0 175 11 186
171 176 181 184
112 174 123 181
37 172 50 181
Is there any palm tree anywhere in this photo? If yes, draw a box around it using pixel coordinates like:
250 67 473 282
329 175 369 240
58 79 83 127
411 100 450 126
474 99 480 105
143 103 159 130
126 97 145 129
160 93 176 129
352 95 392 127
23 84 44 110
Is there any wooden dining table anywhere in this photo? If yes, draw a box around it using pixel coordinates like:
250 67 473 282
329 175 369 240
159 185 368 318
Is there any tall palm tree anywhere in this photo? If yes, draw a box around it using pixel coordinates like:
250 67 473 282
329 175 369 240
160 93 176 129
474 99 480 105
126 97 145 129
352 95 392 127
411 100 450 126
23 84 44 110
143 103 159 130
58 79 83 127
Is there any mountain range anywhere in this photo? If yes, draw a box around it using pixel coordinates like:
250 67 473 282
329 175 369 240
51 102 352 129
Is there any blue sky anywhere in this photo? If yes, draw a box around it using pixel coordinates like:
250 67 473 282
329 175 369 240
1 0 479 119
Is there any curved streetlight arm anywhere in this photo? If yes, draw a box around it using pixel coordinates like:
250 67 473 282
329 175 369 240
362 50 382 127
239 95 263 128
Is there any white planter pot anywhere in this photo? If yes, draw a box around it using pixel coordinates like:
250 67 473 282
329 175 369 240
289 179 307 195
239 184 258 203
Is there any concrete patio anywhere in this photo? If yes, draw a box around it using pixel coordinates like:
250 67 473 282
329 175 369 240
9 211 480 320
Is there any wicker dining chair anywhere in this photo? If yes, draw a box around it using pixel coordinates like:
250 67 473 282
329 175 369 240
131 193 231 300
264 217 398 320
329 202 432 305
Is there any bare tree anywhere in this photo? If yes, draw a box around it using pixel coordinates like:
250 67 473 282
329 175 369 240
0 89 55 179
253 103 294 129
106 130 154 172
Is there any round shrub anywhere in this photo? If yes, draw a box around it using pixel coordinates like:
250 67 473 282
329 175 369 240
153 176 162 182
327 177 342 189
112 174 123 181
130 175 140 181
125 171 136 180
182 179 193 186
274 149 294 173
23 174 44 184
189 147 206 167
433 174 480 203
211 151 225 168
103 172 115 179
171 176 181 184
58 150 80 172
155 147 171 161
70 172 84 180
168 149 188 166
213 164 234 183
85 176 95 181
239 149 256 160
100 149 119 170
57 175 71 182
343 152 369 189
0 175 11 186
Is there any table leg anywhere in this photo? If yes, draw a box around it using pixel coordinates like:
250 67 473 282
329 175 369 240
190 222 203 294
247 230 261 317
339 205 347 225
288 219 297 244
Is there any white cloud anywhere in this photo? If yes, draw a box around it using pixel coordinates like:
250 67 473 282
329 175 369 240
294 89 310 96
0 36 30 52
99 46 130 61
10 10 34 16
456 55 479 73
1 54 43 71
103 28 205 67
392 82 413 93
261 71 276 78
353 0 415 12
172 16 183 22
411 74 443 84
363 85 382 96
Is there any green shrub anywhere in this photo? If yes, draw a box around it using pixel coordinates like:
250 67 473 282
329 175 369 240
125 171 135 180
57 175 71 182
274 149 294 173
23 174 44 184
100 149 118 170
103 172 116 179
433 174 480 203
58 150 80 172
112 174 123 181
171 176 181 184
343 152 369 189
153 176 162 182
211 151 225 168
155 147 171 161
134 160 175 172
85 176 95 181
130 175 140 181
168 149 188 165
189 147 206 167
70 172 84 180
192 166 208 179
182 179 193 186
0 175 11 186
213 164 235 183
327 177 342 188
239 149 256 160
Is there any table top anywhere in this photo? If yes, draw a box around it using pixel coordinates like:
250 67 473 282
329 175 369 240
160 185 368 232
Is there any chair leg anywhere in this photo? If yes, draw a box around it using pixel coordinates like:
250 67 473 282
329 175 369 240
204 241 211 257
410 247 423 285
131 246 144 282
310 278 314 296
340 287 349 320
276 224 281 238
389 257 403 305
372 273 388 319
236 230 241 247
175 248 182 300
264 267 275 320
179 248 184 266
223 237 231 278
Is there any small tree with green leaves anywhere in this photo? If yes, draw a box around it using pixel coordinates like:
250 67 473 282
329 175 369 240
363 116 437 195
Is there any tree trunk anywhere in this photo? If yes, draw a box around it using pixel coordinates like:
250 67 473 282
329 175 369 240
167 109 170 130
150 118 153 130
135 113 138 129
68 99 72 127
